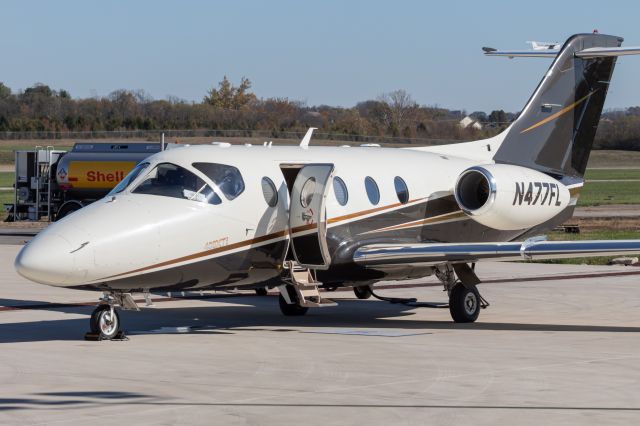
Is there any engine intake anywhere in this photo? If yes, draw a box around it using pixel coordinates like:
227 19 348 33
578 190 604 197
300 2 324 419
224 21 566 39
454 167 496 214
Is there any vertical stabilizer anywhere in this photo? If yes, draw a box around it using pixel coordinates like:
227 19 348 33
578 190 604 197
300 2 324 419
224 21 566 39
493 33 622 178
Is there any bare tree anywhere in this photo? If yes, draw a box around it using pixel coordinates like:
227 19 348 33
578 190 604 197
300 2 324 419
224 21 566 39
378 89 418 135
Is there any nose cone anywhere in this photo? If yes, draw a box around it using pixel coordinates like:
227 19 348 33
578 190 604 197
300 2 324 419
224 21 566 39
15 234 78 286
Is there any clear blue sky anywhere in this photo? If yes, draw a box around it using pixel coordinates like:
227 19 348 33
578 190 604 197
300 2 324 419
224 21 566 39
2 0 640 113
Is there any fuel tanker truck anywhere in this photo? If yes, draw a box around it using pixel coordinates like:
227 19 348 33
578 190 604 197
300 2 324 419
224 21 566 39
8 141 171 221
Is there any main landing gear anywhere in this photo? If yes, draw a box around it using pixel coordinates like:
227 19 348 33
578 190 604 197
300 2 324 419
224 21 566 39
353 285 373 300
436 263 489 323
85 292 140 340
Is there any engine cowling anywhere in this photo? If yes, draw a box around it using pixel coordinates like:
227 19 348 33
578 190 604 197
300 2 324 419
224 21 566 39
453 164 570 231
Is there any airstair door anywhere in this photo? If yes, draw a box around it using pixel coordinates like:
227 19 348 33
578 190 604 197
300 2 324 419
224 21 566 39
288 164 334 269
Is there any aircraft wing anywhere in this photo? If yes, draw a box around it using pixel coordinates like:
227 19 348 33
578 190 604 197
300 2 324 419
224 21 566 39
353 239 640 267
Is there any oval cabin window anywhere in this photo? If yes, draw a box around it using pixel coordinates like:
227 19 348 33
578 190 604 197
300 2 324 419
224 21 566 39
364 176 380 205
333 176 348 206
261 177 278 207
394 176 409 204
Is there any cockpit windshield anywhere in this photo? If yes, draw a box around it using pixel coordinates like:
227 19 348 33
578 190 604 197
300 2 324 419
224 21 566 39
132 163 222 205
108 162 149 196
192 162 245 200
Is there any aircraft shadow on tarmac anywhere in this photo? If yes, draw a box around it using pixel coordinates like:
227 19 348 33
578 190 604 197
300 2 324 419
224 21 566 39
0 391 158 412
2 295 640 343
3 391 640 412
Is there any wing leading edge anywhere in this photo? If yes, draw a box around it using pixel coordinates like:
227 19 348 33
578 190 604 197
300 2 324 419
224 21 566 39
353 239 640 267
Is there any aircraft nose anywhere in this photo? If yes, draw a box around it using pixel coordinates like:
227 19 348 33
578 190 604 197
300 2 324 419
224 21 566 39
14 234 79 286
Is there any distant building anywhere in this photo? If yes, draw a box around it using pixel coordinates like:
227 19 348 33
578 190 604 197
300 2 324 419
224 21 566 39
459 116 483 130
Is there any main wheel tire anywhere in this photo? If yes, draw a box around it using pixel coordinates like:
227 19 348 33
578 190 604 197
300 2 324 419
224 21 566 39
255 288 268 296
449 284 481 323
353 285 373 300
90 305 120 339
278 292 309 316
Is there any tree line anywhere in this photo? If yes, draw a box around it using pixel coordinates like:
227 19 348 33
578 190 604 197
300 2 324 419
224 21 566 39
0 78 638 150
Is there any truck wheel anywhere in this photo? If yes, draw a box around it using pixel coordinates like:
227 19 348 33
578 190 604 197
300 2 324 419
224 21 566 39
56 202 82 221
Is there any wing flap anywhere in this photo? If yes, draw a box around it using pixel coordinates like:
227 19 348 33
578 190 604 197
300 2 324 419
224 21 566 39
353 240 640 267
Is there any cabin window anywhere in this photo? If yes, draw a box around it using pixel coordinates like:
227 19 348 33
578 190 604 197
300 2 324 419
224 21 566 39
394 176 409 204
133 163 222 205
108 162 149 195
364 176 380 205
193 162 245 200
300 177 316 208
261 177 278 207
333 176 348 206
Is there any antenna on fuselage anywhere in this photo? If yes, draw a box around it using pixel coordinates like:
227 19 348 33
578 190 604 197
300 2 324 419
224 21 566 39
299 127 317 149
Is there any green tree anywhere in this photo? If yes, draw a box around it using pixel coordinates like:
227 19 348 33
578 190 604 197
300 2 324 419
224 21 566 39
488 109 508 124
23 83 53 98
0 82 11 99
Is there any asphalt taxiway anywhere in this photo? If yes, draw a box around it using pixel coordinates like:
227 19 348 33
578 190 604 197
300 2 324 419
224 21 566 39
1 244 640 425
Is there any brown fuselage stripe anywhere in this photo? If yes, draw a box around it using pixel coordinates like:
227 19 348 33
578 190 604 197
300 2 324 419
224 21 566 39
290 223 316 234
102 198 432 280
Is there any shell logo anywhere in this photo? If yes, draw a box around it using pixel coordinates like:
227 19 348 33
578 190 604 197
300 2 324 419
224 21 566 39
57 167 68 180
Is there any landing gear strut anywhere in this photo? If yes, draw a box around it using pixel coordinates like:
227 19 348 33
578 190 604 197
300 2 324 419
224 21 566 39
437 263 489 323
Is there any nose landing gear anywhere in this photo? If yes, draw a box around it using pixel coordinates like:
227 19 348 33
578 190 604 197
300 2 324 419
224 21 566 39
89 305 121 340
85 292 139 341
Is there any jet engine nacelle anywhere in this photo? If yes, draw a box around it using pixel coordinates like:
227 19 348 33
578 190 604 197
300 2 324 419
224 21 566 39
454 164 570 231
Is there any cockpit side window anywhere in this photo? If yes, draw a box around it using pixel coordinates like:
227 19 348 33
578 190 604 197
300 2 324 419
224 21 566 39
108 162 149 195
192 162 245 200
132 163 222 205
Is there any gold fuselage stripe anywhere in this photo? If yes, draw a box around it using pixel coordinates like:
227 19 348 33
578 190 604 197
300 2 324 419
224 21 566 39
520 91 596 134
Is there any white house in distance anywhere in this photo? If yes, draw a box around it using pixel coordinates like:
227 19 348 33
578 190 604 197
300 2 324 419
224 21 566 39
459 116 483 130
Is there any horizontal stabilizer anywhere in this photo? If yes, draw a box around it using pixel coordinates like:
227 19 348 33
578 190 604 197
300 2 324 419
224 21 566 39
354 239 640 267
484 50 559 58
484 46 640 59
575 46 640 58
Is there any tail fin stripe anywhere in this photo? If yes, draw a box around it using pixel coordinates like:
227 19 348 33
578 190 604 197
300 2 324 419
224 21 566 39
520 90 597 134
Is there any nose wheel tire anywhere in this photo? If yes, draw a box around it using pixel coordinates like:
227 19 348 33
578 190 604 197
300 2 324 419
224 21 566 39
255 288 268 296
90 305 121 340
449 284 481 323
353 285 373 299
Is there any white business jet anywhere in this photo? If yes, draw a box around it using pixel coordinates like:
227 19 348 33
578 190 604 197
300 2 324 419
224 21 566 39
15 33 640 339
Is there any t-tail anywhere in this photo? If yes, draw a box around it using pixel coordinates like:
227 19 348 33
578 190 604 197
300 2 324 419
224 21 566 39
491 33 640 178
